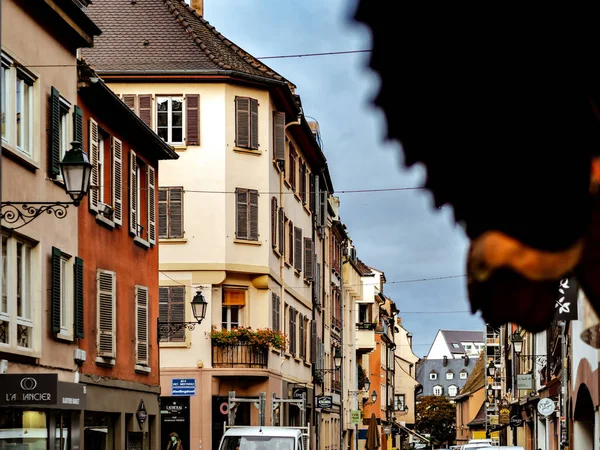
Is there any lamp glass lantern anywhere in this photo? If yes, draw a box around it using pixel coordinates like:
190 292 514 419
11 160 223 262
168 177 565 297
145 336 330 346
59 141 93 205
371 390 377 403
334 348 342 369
511 332 523 355
190 290 208 323
487 361 496 377
364 377 371 392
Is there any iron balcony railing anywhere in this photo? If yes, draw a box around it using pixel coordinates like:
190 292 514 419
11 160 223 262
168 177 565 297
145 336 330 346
211 342 269 368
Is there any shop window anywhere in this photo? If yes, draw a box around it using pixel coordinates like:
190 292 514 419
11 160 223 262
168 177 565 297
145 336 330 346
0 410 47 447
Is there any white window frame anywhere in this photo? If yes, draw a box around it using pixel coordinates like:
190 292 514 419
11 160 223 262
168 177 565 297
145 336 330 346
58 254 73 337
156 96 184 145
429 372 437 380
2 52 38 161
460 371 468 380
0 232 39 356
448 385 458 397
58 97 70 163
433 385 443 396
446 371 454 380
222 305 240 331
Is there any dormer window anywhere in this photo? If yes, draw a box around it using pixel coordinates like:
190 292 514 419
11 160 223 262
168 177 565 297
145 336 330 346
429 371 438 380
448 385 459 397
433 385 443 396
446 371 454 380
460 370 468 379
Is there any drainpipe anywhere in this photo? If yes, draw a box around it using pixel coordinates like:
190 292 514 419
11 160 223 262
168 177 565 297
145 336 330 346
560 320 568 450
340 248 346 450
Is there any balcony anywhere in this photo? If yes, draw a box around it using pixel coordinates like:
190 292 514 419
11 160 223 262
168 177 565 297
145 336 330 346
356 322 376 352
212 342 268 369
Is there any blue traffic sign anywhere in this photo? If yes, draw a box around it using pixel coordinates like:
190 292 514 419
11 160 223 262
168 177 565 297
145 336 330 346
171 378 196 396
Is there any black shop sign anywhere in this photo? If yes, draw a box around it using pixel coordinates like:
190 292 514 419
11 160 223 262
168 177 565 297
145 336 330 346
0 373 58 406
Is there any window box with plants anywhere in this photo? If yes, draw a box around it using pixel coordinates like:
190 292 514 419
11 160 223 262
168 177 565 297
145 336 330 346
211 327 287 368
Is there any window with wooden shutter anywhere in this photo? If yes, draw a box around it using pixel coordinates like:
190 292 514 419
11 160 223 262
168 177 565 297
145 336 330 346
74 257 84 339
304 238 314 280
271 197 278 249
235 188 259 241
319 190 327 228
287 220 294 265
112 137 123 225
122 94 136 111
138 94 152 127
147 165 156 245
73 105 83 145
278 208 285 256
294 227 302 271
314 262 321 306
135 285 149 365
159 187 184 239
273 111 285 163
51 247 77 338
129 150 138 235
309 173 315 214
271 292 281 333
290 307 297 355
97 269 116 358
289 144 296 190
159 286 186 343
49 87 61 178
186 94 200 146
299 315 305 359
89 118 99 212
51 247 62 334
310 320 317 364
299 161 306 203
235 96 259 150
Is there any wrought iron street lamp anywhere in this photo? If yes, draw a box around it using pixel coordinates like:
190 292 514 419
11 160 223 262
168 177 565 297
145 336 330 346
511 331 547 366
348 377 371 397
363 390 378 406
157 289 208 341
1 141 92 229
487 361 496 377
314 348 342 378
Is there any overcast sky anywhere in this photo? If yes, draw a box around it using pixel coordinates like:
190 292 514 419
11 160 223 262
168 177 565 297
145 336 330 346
202 0 485 357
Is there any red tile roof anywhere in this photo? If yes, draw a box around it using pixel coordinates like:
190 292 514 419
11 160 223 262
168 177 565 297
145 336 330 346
81 0 290 84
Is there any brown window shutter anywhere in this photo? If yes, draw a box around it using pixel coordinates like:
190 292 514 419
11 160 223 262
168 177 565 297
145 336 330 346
235 97 250 148
289 144 296 191
309 173 315 214
271 197 278 248
147 165 157 245
249 189 259 241
294 226 302 271
186 94 200 146
273 112 285 162
89 118 99 212
169 187 184 238
250 98 259 149
288 220 294 265
236 188 248 239
123 94 136 111
112 137 123 225
158 188 168 239
278 208 285 255
138 94 152 127
304 237 314 279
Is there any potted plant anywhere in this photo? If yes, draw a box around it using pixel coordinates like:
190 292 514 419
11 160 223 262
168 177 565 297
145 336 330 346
211 326 287 351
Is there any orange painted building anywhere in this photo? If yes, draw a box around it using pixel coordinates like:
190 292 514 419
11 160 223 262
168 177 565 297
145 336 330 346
76 62 178 450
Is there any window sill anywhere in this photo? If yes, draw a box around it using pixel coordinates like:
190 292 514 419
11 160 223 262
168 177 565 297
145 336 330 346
294 269 301 278
284 353 291 359
159 238 187 244
159 341 190 348
234 239 261 246
273 248 281 258
135 364 151 374
294 193 302 203
2 141 39 172
303 205 312 216
283 180 292 190
271 348 281 355
95 214 115 229
233 147 261 156
172 144 187 151
134 236 151 249
284 262 291 269
294 356 303 364
303 278 312 285
95 356 116 367
55 332 74 342
304 361 311 368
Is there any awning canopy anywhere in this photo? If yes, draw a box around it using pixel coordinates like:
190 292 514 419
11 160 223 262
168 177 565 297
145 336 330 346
395 423 430 444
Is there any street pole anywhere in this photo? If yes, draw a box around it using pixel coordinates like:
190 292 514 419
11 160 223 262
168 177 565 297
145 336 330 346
560 320 568 449
546 417 550 450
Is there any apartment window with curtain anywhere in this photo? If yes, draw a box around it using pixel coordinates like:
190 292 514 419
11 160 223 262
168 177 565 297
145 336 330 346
222 288 245 330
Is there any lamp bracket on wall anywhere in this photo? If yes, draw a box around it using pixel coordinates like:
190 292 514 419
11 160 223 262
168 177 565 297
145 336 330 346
1 201 76 230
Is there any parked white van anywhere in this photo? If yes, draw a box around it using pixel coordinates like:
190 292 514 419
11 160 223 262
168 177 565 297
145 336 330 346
218 426 306 450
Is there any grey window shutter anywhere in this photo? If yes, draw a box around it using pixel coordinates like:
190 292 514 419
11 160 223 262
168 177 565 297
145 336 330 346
147 165 157 245
138 95 152 127
74 257 84 339
271 197 277 248
158 188 168 239
289 145 296 191
169 286 186 342
278 208 285 255
250 98 259 149
309 173 315 214
304 237 314 279
236 188 248 239
169 187 184 238
249 189 259 241
51 247 61 334
294 226 302 271
288 220 294 265
319 191 327 228
310 320 317 364
112 137 123 225
235 97 250 148
73 105 83 145
158 287 169 342
186 94 200 146
49 87 61 178
122 94 136 111
129 150 138 235
314 176 320 224
88 118 99 212
314 262 321 306
273 111 285 162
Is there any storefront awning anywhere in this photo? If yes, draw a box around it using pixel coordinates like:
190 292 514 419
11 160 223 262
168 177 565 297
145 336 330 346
395 423 430 444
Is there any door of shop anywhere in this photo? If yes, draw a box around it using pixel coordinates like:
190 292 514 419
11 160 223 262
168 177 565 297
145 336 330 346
160 396 190 449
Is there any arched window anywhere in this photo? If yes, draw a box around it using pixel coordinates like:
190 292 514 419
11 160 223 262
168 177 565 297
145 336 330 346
448 385 459 397
446 371 454 380
433 385 443 396
429 371 438 380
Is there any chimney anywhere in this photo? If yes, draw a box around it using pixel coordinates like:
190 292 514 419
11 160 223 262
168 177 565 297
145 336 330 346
443 355 448 367
190 0 203 16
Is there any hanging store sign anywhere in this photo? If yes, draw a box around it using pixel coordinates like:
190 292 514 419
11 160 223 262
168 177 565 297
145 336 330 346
499 408 511 424
517 374 533 390
316 395 333 409
554 276 579 321
351 410 361 425
537 398 556 416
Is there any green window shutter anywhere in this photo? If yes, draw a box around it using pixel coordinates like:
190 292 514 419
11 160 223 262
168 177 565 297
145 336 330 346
73 105 83 145
51 247 62 334
74 257 84 339
49 87 61 178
